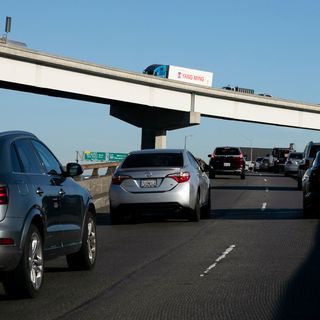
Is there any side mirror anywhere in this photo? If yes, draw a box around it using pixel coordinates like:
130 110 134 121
66 162 83 177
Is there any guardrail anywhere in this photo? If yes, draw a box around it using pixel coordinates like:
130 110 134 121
80 161 120 177
75 162 120 211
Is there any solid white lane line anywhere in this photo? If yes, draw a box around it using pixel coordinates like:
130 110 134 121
200 244 236 277
261 202 267 211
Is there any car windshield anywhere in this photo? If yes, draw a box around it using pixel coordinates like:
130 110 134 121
215 148 240 156
121 153 183 168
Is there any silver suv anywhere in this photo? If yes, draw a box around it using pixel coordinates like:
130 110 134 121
297 141 320 190
0 131 97 298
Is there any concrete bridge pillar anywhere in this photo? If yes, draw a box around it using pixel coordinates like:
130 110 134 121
141 129 167 149
110 102 200 150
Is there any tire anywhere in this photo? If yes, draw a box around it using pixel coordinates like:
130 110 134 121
209 170 215 179
240 173 245 180
297 178 302 190
110 207 123 225
3 224 44 298
189 193 201 222
66 211 97 270
303 195 314 219
201 189 211 218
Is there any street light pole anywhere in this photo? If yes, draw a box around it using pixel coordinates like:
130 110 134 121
184 135 192 149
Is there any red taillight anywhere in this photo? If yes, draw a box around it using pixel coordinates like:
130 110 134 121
111 175 132 185
0 186 8 205
166 172 190 183
0 238 14 245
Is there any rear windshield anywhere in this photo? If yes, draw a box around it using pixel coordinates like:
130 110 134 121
289 153 302 160
215 147 240 156
121 153 183 168
310 145 320 158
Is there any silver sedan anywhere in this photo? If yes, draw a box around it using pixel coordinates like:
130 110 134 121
109 149 210 223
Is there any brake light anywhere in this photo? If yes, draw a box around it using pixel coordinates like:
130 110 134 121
111 175 132 185
0 186 8 205
0 238 14 245
166 172 190 183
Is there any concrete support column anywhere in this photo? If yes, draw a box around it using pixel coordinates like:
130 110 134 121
141 129 167 149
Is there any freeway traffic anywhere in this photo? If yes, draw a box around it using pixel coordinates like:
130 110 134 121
1 172 319 320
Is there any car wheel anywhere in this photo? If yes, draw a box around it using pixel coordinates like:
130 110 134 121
209 171 215 179
240 173 245 179
189 193 201 222
201 189 211 218
303 195 314 218
110 207 123 225
66 211 97 270
3 224 44 298
297 178 302 190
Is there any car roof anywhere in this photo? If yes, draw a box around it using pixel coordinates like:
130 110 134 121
0 131 37 140
128 149 186 155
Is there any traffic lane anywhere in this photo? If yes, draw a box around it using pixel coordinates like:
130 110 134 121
52 217 320 319
211 173 302 219
0 218 214 320
0 173 317 320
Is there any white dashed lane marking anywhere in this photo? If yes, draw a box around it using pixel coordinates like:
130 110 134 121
200 244 236 277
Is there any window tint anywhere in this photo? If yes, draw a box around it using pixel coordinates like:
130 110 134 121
14 139 43 174
122 153 183 168
31 140 62 175
215 147 240 156
309 145 320 158
289 153 303 160
10 144 22 172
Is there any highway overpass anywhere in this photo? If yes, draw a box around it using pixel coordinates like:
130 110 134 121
1 41 320 148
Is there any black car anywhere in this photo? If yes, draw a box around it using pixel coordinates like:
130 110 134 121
0 131 97 298
302 151 320 218
297 141 320 190
208 146 246 179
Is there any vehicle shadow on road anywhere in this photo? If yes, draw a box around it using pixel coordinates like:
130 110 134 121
211 208 303 220
211 185 298 191
272 222 320 319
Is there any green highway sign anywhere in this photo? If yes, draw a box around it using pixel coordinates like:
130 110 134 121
84 151 106 162
108 152 128 162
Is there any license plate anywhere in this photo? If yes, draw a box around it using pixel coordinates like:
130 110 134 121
224 162 231 167
141 179 157 188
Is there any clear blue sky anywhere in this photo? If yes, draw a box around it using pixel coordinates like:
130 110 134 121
1 1 320 164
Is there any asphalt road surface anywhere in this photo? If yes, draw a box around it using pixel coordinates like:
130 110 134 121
1 172 320 320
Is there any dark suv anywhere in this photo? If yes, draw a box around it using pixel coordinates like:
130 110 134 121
297 141 320 190
0 131 97 298
208 146 246 179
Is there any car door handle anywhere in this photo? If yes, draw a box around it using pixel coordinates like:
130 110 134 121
58 189 65 196
36 187 44 196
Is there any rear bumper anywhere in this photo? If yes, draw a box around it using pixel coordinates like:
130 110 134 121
210 168 244 175
110 182 194 211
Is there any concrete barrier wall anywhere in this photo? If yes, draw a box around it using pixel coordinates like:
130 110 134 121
77 175 112 210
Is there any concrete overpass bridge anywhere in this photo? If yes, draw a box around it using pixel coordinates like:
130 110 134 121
1 42 320 148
